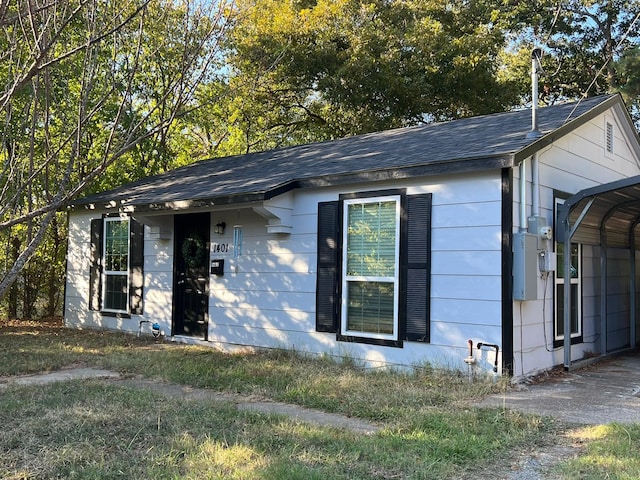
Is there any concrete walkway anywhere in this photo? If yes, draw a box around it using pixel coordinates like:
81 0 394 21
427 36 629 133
0 367 380 435
479 352 640 424
0 367 120 386
4 353 640 430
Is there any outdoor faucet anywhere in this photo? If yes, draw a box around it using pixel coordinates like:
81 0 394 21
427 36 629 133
476 342 500 373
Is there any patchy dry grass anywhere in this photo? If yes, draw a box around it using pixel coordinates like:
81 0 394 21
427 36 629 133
0 319 559 479
555 423 640 479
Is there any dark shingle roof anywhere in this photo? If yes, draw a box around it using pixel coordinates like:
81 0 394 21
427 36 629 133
71 94 620 210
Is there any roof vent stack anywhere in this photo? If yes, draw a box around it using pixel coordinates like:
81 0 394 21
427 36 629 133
527 48 543 139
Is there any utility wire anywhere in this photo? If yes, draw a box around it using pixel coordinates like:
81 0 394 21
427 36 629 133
542 2 563 45
564 10 640 123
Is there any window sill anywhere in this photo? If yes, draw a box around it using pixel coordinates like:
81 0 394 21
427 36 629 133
100 311 131 319
337 334 403 348
553 335 583 348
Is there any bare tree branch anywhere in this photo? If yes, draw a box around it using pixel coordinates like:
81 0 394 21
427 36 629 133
0 0 237 300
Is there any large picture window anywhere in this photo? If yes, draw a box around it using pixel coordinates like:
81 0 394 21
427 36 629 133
103 218 130 313
341 197 400 340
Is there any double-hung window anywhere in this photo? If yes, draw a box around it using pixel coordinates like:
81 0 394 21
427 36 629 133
89 215 144 315
316 190 432 347
555 241 582 342
554 197 582 344
103 218 130 313
342 196 400 340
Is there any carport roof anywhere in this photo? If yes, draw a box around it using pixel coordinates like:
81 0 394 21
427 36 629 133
559 174 640 249
70 94 632 213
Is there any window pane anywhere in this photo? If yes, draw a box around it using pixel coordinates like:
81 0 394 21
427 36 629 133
556 242 579 279
346 281 394 334
346 201 396 277
556 283 579 337
104 274 128 311
104 218 130 312
105 220 129 272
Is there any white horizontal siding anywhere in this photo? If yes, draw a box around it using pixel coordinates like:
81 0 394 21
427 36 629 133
432 251 502 276
211 289 315 313
65 169 509 374
512 107 640 378
431 274 502 301
211 272 316 293
64 212 96 329
432 226 502 251
430 298 501 326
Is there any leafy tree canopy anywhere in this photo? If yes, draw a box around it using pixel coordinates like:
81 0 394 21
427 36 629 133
216 0 520 152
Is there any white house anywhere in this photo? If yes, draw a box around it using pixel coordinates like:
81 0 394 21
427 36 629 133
64 94 640 378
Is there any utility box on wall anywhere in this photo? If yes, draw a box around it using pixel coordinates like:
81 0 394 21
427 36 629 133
210 259 225 276
513 232 538 301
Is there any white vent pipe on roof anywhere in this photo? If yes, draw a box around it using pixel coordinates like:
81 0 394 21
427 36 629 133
530 48 542 218
527 48 543 140
523 48 543 229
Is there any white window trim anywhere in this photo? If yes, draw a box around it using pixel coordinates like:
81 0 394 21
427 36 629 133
554 244 582 341
102 217 130 314
340 195 401 341
554 198 582 341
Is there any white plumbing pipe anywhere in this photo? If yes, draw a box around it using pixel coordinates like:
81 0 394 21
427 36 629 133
520 158 527 231
532 152 540 218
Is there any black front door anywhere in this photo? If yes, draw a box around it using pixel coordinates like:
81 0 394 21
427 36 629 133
173 213 210 339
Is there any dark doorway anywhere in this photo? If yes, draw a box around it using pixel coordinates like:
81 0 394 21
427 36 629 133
173 212 210 339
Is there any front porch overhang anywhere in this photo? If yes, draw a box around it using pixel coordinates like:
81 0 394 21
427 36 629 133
557 174 640 369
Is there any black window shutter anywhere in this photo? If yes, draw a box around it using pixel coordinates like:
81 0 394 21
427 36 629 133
129 218 144 314
404 193 432 342
316 201 340 333
89 218 103 311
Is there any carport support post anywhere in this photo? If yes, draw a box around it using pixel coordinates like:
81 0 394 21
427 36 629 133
601 229 608 357
564 234 572 369
631 239 637 349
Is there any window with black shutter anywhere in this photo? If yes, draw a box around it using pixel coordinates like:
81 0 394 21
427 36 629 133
316 201 340 333
315 192 431 346
89 215 144 315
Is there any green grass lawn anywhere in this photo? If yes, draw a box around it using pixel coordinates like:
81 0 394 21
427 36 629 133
2 319 635 479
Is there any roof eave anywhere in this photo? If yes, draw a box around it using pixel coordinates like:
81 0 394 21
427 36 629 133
70 155 515 214
514 94 623 163
299 154 516 189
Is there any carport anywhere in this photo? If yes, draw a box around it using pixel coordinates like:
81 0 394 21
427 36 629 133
558 174 640 369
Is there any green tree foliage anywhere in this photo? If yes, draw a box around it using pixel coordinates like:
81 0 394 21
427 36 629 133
2 0 638 318
615 46 640 124
211 0 520 153
497 0 639 115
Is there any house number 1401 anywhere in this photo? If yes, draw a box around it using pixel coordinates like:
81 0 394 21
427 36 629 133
212 243 230 253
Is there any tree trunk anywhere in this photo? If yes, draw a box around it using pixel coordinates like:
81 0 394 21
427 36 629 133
45 215 63 317
8 237 21 319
